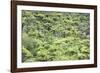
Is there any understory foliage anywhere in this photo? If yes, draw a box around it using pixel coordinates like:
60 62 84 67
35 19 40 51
22 10 90 62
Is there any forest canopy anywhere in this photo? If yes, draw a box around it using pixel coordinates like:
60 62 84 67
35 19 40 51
22 10 90 62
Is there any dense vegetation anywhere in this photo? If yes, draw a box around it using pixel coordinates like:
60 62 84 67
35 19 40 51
22 10 90 62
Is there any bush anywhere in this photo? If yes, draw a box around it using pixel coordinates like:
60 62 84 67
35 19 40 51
22 10 90 62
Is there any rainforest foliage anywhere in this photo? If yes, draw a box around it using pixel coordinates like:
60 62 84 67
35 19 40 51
22 10 90 62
